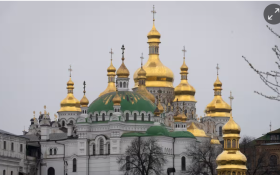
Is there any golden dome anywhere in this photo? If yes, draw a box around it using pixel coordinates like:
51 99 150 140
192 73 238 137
112 90 121 106
187 122 207 137
154 98 164 116
136 66 155 103
174 57 196 102
117 57 130 78
133 21 174 88
99 59 117 97
206 76 231 117
210 137 221 145
58 77 81 112
216 115 247 174
80 95 89 107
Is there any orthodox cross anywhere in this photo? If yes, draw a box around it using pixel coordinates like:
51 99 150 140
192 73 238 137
216 64 219 76
44 105 46 114
109 48 114 61
182 46 187 59
151 5 156 22
83 81 86 95
68 65 73 77
121 45 125 58
229 91 234 110
270 121 272 132
140 53 144 67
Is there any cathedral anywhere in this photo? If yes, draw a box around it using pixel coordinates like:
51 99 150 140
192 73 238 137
4 6 249 175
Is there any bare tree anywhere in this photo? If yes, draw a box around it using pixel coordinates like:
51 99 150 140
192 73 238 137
243 25 280 101
185 140 223 175
117 137 167 175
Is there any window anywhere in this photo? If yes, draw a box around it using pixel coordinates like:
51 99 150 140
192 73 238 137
48 167 55 175
227 140 231 148
102 113 105 121
232 139 236 148
120 82 122 88
54 149 57 155
148 114 151 121
11 171 13 175
110 113 112 117
4 141 6 150
126 156 130 170
181 156 186 171
96 114 98 122
50 149 52 155
100 139 104 155
20 144 23 152
3 170 5 175
126 113 129 121
123 82 126 88
184 110 187 115
219 126 222 136
11 142 14 151
62 121 65 127
93 144 96 155
108 143 110 155
270 155 277 166
73 158 77 172
134 113 137 121
141 113 144 121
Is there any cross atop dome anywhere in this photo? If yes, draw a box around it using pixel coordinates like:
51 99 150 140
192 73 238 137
109 48 114 61
68 65 73 77
216 63 219 76
151 5 156 22
182 46 187 59
140 53 144 67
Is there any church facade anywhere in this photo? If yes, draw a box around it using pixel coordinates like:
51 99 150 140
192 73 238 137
17 6 237 175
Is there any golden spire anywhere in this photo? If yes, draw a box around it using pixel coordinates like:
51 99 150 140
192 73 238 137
116 45 130 78
174 46 196 102
112 87 121 106
58 65 81 112
33 111 35 120
44 105 47 115
229 91 234 114
136 53 155 103
80 81 89 107
99 48 117 97
133 5 174 88
187 122 207 137
205 64 231 117
216 114 247 173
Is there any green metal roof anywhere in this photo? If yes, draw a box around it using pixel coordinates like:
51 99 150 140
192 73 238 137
169 131 196 138
88 91 156 114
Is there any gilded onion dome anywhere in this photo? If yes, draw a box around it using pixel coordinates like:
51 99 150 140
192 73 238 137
58 77 81 112
136 61 156 103
206 69 231 117
210 137 221 145
187 122 207 137
80 81 89 107
216 115 247 174
99 53 117 97
173 99 182 122
174 52 196 102
154 97 164 116
112 89 121 106
133 18 174 88
116 51 130 78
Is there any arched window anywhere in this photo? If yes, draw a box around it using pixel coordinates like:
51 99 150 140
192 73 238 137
270 155 277 166
181 156 186 171
108 143 110 155
126 113 129 121
54 148 57 155
3 170 5 175
120 82 122 88
96 114 98 122
148 114 151 121
110 113 112 117
123 82 126 88
3 141 6 149
232 139 236 148
11 142 14 151
11 171 13 175
62 121 65 127
134 113 137 121
93 144 96 155
102 113 105 121
219 126 222 136
184 109 187 115
227 140 231 148
47 167 55 175
50 149 52 155
126 156 130 170
141 113 144 121
100 139 104 155
69 120 73 124
232 172 236 175
73 158 77 172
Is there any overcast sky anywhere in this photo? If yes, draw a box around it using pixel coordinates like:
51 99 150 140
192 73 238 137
0 1 279 138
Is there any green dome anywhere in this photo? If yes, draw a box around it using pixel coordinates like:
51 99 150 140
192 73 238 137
88 91 156 114
146 126 169 136
169 131 196 138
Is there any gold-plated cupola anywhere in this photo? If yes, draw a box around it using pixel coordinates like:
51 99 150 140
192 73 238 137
99 49 117 97
174 46 196 102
